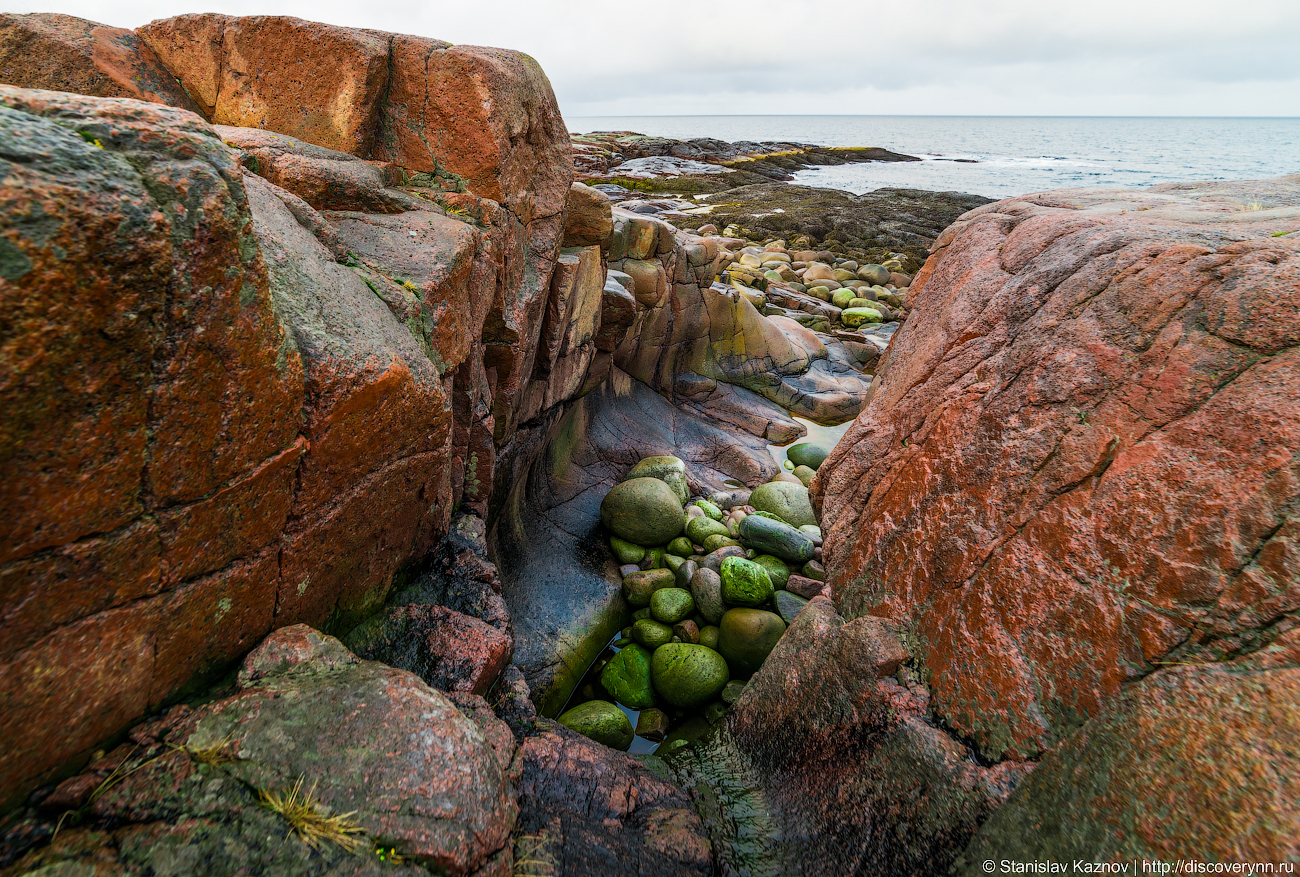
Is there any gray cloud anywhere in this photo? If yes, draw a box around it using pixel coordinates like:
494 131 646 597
9 0 1300 116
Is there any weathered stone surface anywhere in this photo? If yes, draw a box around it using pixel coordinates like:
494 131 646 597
140 14 390 156
956 643 1300 864
343 603 512 695
0 88 304 807
563 181 613 249
0 13 200 112
816 176 1300 763
10 626 517 875
512 723 713 875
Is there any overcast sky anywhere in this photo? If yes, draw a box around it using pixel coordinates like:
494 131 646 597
11 0 1300 117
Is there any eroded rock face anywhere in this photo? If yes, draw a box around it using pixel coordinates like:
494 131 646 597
955 634 1300 864
817 179 1300 764
9 626 518 876
0 13 201 112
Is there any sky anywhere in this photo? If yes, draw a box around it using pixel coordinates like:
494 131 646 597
10 0 1300 117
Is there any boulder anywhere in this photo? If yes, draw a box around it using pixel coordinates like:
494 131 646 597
749 480 817 528
737 514 815 563
0 13 201 112
600 644 656 709
650 587 695 624
342 603 512 696
690 567 727 625
557 700 634 750
563 181 614 249
787 442 830 470
15 625 517 874
626 454 690 504
719 557 775 607
600 477 684 546
651 643 730 709
817 176 1300 763
716 608 786 677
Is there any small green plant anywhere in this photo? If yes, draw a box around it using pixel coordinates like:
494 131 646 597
177 732 239 767
77 131 104 148
1071 406 1089 425
1271 230 1294 238
259 776 366 852
373 844 405 864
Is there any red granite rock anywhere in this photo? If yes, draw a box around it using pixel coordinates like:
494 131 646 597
0 13 200 112
816 181 1300 763
344 604 512 695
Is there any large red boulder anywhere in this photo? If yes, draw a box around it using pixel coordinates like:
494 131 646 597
816 177 1300 766
0 13 200 112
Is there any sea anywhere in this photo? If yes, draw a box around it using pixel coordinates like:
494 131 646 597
567 116 1300 200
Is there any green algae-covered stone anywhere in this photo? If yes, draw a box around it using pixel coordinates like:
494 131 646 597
600 644 656 709
802 559 826 582
667 536 694 557
623 568 675 608
632 618 674 650
558 700 634 750
787 442 830 470
841 306 884 328
792 465 816 486
650 644 730 709
686 515 730 545
609 536 646 564
626 456 689 504
693 499 723 521
720 557 774 608
749 481 817 529
831 287 857 309
717 608 787 677
644 546 666 569
601 477 684 546
703 533 742 553
699 625 720 650
773 590 808 625
664 553 686 575
737 514 815 564
650 588 695 624
751 554 791 591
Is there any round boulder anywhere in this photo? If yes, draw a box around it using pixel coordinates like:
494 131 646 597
720 557 775 607
650 588 695 624
786 442 830 470
626 455 689 504
558 700 634 750
717 609 787 677
651 644 730 709
632 619 674 651
599 645 656 709
749 481 817 529
601 477 684 546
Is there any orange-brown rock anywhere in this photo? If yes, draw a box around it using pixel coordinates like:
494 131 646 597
0 13 200 112
139 14 390 156
816 177 1300 763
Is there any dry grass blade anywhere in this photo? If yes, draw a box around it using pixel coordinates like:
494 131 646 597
259 776 367 853
513 832 556 877
177 732 240 767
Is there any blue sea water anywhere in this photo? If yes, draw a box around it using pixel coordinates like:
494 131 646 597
568 116 1300 199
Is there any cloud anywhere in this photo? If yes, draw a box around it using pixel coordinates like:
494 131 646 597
10 0 1300 116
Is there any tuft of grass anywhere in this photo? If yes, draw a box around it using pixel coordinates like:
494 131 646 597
513 832 556 877
1271 230 1294 238
259 776 366 853
177 733 240 767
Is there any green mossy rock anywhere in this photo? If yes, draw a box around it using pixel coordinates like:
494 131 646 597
720 557 775 607
801 559 826 582
751 554 791 591
626 455 689 504
831 287 857 309
738 514 815 563
749 481 817 528
558 700 634 750
632 619 674 650
703 533 742 553
686 515 730 545
599 644 656 709
601 477 684 545
841 306 884 328
787 443 830 470
699 625 720 650
623 568 675 608
858 263 891 285
717 608 787 678
693 499 723 520
792 465 816 486
650 588 695 624
609 536 646 564
667 536 694 557
651 644 730 710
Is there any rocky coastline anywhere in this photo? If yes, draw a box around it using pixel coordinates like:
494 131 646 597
2 10 1299 876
